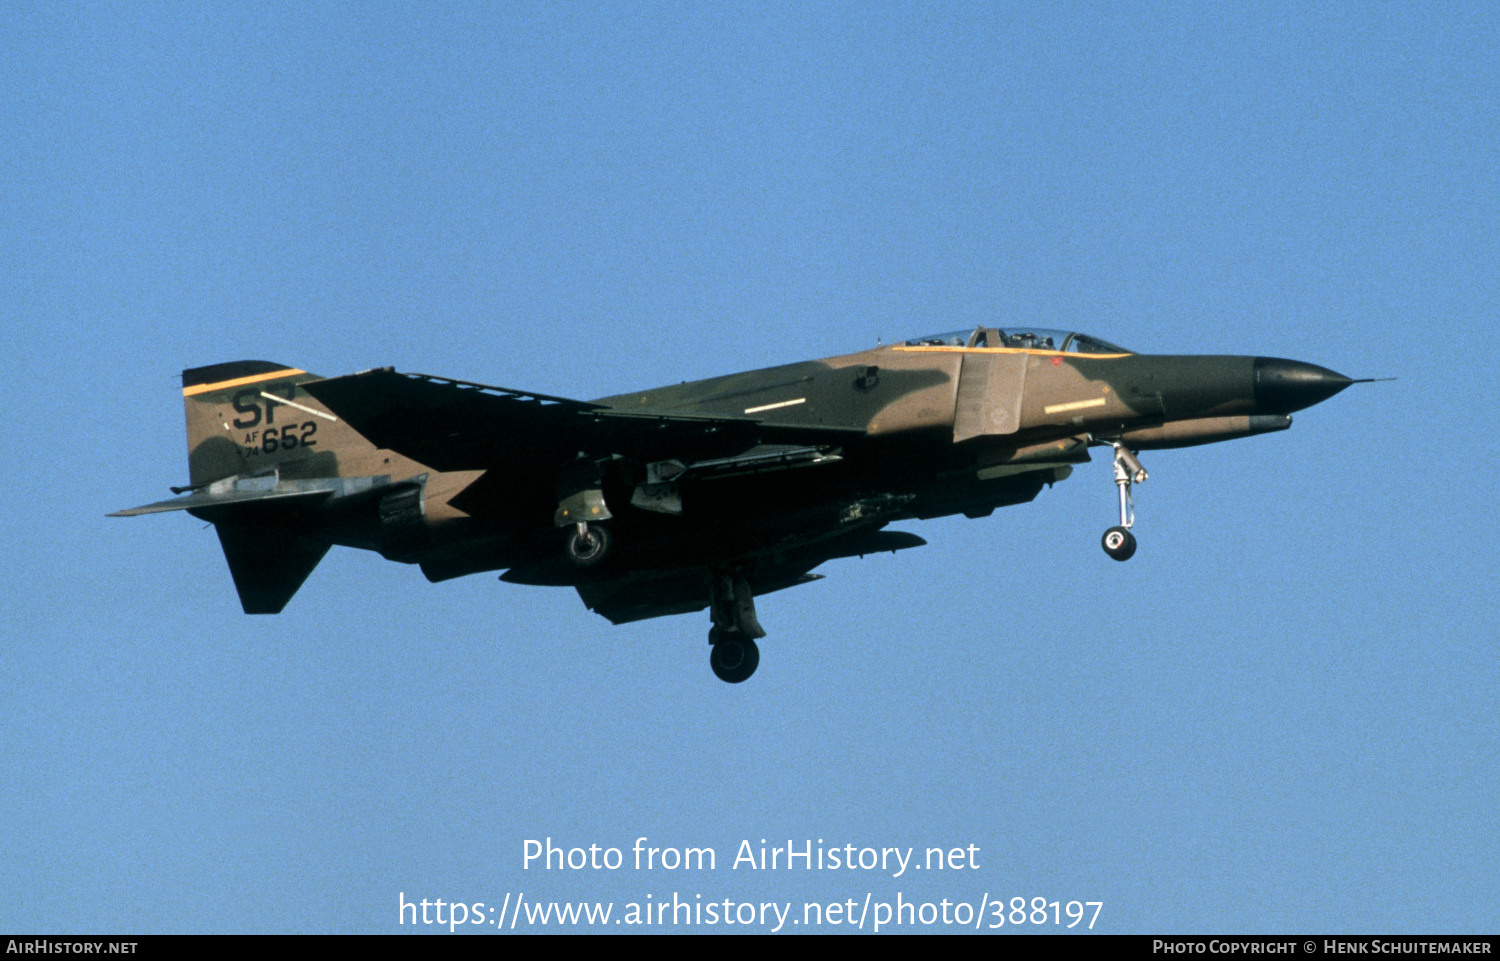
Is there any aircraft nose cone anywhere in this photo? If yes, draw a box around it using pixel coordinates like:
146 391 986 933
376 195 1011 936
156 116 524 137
1253 357 1355 414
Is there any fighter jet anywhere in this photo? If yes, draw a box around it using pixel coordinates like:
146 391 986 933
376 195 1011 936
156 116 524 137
113 326 1364 682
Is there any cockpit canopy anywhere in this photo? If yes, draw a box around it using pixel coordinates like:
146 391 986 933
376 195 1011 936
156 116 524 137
902 326 1129 354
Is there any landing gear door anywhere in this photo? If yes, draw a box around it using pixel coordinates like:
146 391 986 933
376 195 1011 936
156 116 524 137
952 352 1028 442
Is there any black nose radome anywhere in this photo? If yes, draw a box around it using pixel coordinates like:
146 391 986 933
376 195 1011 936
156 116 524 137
1253 357 1354 415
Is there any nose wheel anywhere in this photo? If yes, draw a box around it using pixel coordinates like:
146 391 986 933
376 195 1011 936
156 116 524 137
1099 440 1146 562
1102 525 1136 561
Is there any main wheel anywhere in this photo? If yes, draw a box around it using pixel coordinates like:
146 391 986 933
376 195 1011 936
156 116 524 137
1102 525 1137 561
709 631 760 684
564 524 612 567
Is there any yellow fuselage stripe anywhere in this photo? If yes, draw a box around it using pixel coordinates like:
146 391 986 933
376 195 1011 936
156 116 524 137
183 369 306 397
1044 397 1109 414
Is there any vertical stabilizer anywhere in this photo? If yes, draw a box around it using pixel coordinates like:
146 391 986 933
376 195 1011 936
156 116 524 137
180 361 376 487
179 361 378 613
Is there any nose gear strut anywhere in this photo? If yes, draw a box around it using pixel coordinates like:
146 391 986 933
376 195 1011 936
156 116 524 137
1099 440 1146 561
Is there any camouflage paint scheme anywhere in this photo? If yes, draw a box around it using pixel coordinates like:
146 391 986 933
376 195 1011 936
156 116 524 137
113 326 1358 682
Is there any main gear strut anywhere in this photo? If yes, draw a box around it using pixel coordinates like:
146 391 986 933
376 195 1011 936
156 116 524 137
707 574 764 683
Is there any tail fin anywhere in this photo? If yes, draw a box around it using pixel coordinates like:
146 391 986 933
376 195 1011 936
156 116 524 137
177 361 380 613
181 361 376 486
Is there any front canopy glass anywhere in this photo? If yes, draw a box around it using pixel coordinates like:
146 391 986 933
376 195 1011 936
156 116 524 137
902 326 1130 354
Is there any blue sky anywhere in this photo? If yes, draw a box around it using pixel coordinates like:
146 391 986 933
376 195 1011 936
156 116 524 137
3 2 1497 934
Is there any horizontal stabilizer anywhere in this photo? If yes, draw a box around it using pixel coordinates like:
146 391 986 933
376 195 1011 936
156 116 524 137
216 524 330 614
110 486 331 517
110 473 391 518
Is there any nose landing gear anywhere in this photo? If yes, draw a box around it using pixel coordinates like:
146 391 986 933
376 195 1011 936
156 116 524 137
1100 441 1146 561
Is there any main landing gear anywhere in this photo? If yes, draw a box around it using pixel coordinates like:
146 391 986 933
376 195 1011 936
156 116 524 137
708 574 765 683
1100 440 1147 562
555 470 614 569
564 522 612 568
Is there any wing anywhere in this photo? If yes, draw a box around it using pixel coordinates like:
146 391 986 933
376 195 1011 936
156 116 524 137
300 368 863 473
